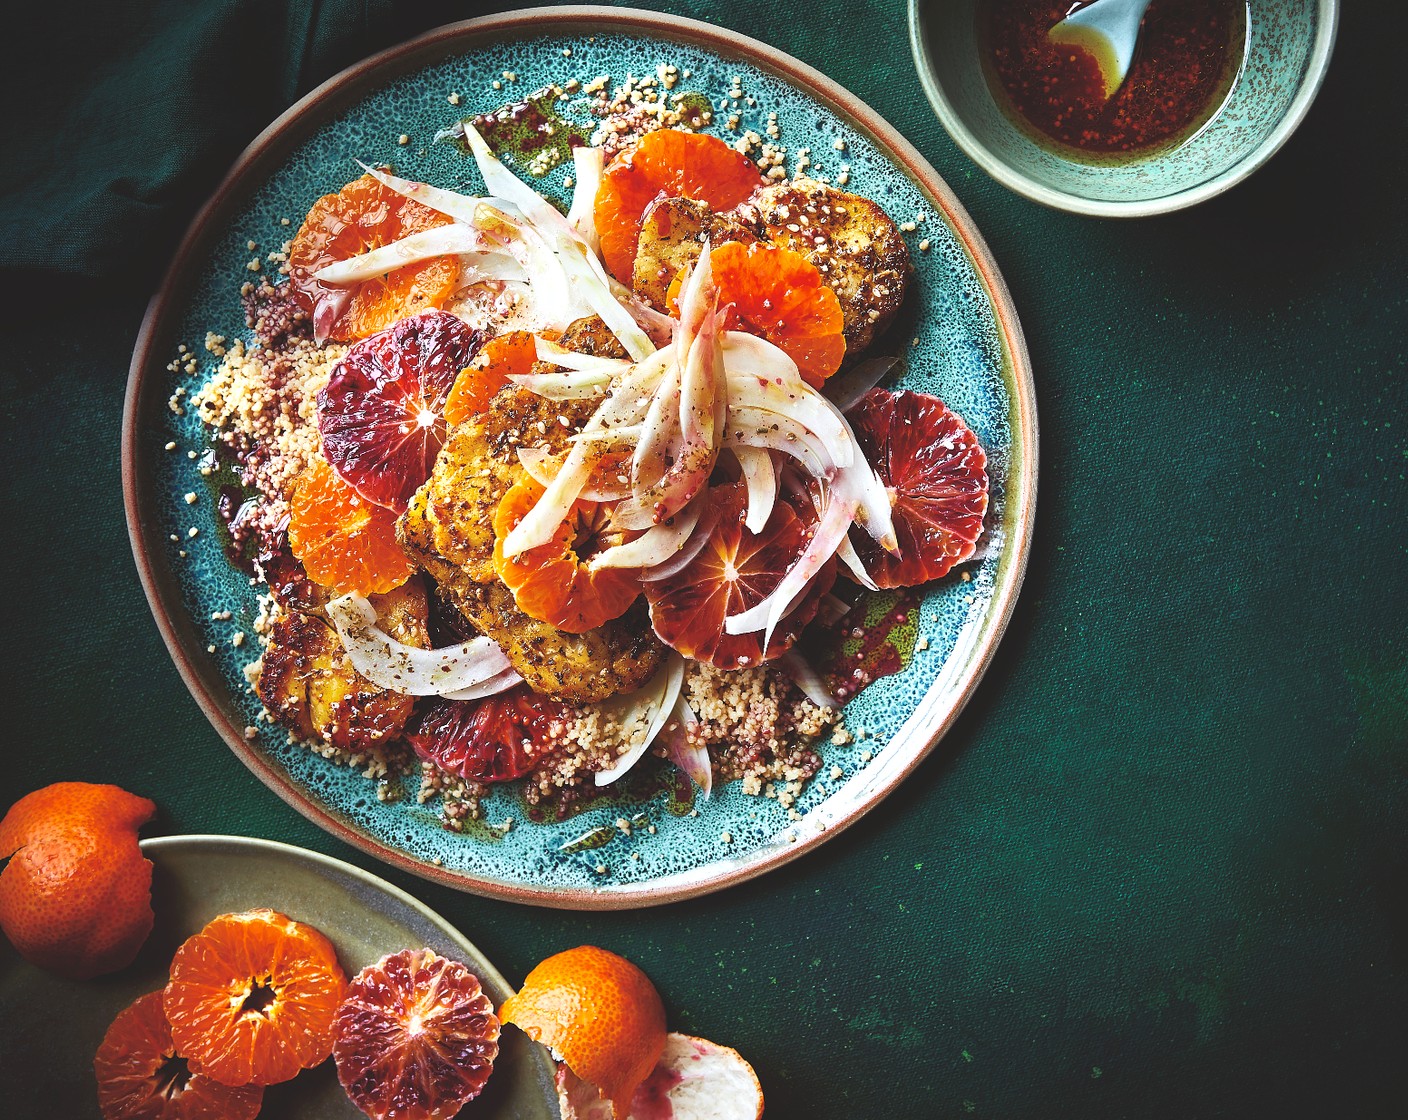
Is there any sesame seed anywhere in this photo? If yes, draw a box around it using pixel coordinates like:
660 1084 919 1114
184 492 198 505
187 527 199 539
721 831 733 844
397 133 409 146
165 440 177 451
919 238 931 251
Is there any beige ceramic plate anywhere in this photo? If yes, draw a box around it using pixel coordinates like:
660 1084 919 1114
0 834 557 1119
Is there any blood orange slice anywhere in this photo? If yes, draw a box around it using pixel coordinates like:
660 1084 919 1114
595 129 765 281
94 991 263 1120
317 310 484 512
847 388 988 588
163 909 348 1087
289 172 461 342
406 687 569 783
643 481 835 669
333 948 499 1120
444 330 537 426
668 240 846 388
492 477 642 633
287 457 415 596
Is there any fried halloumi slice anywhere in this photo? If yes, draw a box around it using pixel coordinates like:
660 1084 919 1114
255 578 429 751
397 317 665 703
747 177 911 356
631 197 760 311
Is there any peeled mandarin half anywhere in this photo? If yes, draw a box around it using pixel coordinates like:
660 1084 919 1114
500 946 667 1119
163 909 348 1087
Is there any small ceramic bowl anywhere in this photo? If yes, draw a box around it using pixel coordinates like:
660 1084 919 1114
908 0 1338 216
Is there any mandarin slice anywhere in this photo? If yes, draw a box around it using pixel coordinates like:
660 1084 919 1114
595 129 765 281
847 388 988 588
668 240 846 388
444 330 537 426
94 991 264 1120
406 687 569 783
164 909 348 1088
492 477 642 633
501 945 666 1120
289 173 461 342
287 458 415 596
333 948 500 1120
317 310 485 512
0 782 155 980
643 481 834 669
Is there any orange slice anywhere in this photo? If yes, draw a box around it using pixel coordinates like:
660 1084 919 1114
595 130 765 281
668 240 846 388
445 330 537 426
94 991 263 1120
163 909 348 1087
492 477 641 633
289 173 461 342
287 457 415 596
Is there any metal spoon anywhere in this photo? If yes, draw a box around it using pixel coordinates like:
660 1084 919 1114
1048 0 1155 100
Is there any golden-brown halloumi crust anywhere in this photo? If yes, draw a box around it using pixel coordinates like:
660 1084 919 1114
631 197 760 311
742 177 912 356
255 578 429 750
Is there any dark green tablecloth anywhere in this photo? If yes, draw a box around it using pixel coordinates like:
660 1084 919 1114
2 2 1405 1117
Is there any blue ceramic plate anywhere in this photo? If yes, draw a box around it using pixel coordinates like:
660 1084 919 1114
124 7 1037 908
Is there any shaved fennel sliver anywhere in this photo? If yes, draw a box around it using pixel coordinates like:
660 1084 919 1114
313 228 491 284
516 445 631 502
662 694 711 797
533 336 633 375
357 161 491 226
835 534 880 590
733 446 777 533
462 121 656 360
641 502 718 582
725 374 854 469
724 406 835 479
441 666 524 701
827 356 899 414
507 370 612 399
594 654 686 786
327 594 512 695
565 145 604 254
589 501 702 571
779 651 839 710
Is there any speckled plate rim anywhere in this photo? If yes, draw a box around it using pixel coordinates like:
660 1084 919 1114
907 0 1340 217
139 833 521 995
123 5 1038 909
